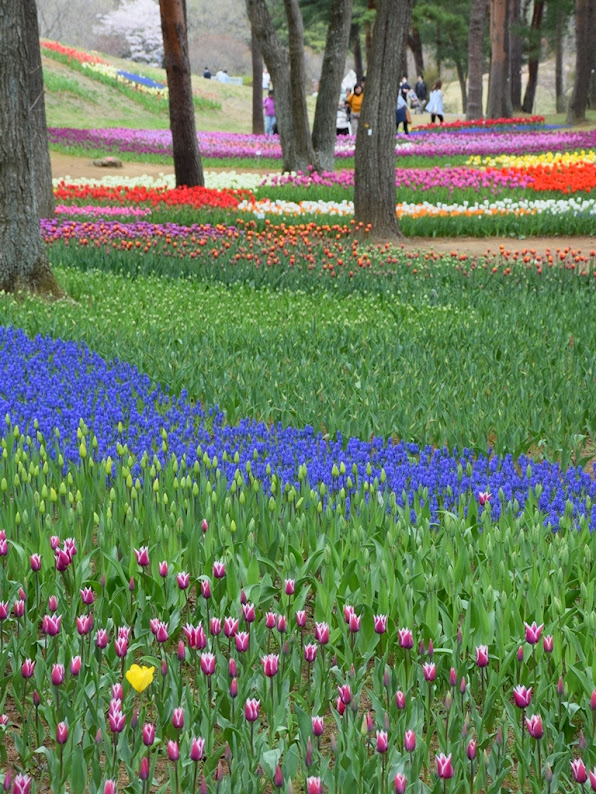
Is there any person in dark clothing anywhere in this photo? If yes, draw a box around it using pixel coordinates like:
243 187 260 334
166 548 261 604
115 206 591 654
400 76 411 103
415 75 427 111
203 67 211 79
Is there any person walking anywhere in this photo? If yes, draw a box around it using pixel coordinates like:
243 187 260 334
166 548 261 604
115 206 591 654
396 92 410 135
336 99 350 135
263 90 276 136
426 80 444 124
345 83 364 136
415 75 427 112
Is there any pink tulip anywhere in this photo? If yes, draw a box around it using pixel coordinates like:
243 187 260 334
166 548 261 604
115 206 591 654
224 617 239 637
306 777 322 794
139 757 149 781
235 631 250 652
571 759 588 784
201 518 208 533
244 698 260 722
312 715 324 736
172 707 184 729
108 710 126 733
348 612 361 633
30 554 41 571
277 615 287 633
50 535 60 550
48 595 58 612
478 491 491 505
142 723 155 746
114 637 128 658
3 770 11 792
335 697 346 716
590 690 596 710
525 714 544 739
176 572 190 590
158 561 168 577
467 740 477 761
524 621 544 645
242 603 256 623
21 659 35 679
154 621 169 643
13 775 32 794
296 609 307 627
56 722 68 744
517 645 524 662
395 690 406 710
557 677 564 697
228 658 238 677
588 769 596 790
343 604 355 623
314 622 329 644
436 752 454 779
274 765 284 788
80 587 94 605
167 740 179 761
404 729 416 752
229 677 238 698
134 547 150 567
460 676 466 694
70 656 82 676
262 653 280 677
201 579 212 599
43 613 62 635
200 653 216 676
394 773 407 793
51 664 65 686
112 683 123 700
76 614 94 635
304 643 318 663
285 579 295 595
210 617 222 636
398 628 413 649
55 548 71 571
513 685 532 709
338 684 352 705
449 667 457 687
96 629 108 649
376 730 388 754
422 662 436 681
543 635 553 653
475 645 489 667
265 612 276 629
191 737 205 762
213 561 226 579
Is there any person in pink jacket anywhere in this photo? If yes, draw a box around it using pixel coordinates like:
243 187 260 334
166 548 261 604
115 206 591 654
263 90 276 136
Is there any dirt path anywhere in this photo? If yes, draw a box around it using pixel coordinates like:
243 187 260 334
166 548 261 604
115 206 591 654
51 152 595 257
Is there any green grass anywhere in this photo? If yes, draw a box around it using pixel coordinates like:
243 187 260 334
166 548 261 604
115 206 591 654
2 261 594 463
43 70 100 103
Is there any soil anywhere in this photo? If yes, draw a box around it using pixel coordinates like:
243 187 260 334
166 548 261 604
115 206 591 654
51 152 596 258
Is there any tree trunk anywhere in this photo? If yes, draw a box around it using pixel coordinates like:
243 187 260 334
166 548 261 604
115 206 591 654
0 0 60 295
283 0 315 172
312 0 353 172
555 9 565 113
251 30 264 135
365 0 376 68
351 22 364 80
246 0 297 171
467 0 489 119
567 0 591 122
509 0 522 111
487 0 513 118
407 26 424 78
159 0 204 187
354 0 413 241
449 30 467 113
521 0 545 113
589 0 596 109
25 0 54 220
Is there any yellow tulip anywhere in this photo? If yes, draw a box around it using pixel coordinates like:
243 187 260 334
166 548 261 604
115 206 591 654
125 664 155 693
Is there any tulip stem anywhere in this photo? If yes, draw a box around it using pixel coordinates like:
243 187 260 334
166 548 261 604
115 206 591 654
469 758 474 794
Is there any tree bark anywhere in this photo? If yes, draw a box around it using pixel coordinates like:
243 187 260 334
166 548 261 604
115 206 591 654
354 0 413 241
509 0 522 111
0 0 60 295
312 0 353 172
283 0 315 172
351 22 364 81
25 0 54 220
407 26 424 79
567 0 592 122
246 0 296 171
467 0 489 119
487 0 513 118
251 30 264 135
449 30 467 113
555 9 565 113
159 0 204 187
521 0 545 113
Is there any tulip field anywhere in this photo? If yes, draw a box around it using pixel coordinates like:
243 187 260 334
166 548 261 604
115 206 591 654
1 43 596 792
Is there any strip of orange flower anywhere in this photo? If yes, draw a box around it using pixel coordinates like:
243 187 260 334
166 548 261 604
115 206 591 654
40 39 108 65
501 162 596 193
53 182 254 210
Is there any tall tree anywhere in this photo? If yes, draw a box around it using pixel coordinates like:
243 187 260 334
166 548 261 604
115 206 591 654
25 0 54 219
509 0 522 111
284 0 315 170
354 0 413 240
312 0 353 172
158 0 204 187
486 0 513 118
567 0 593 123
0 0 60 294
350 21 365 80
466 0 489 119
251 30 265 135
521 0 545 113
407 26 425 79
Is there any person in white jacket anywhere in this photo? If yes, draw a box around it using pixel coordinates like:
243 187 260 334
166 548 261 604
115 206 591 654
425 80 444 124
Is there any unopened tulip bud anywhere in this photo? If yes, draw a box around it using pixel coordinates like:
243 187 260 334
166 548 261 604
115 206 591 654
467 740 477 761
305 737 313 767
449 667 457 687
590 689 596 710
557 677 564 697
394 773 407 793
139 757 149 781
274 765 284 788
395 690 406 709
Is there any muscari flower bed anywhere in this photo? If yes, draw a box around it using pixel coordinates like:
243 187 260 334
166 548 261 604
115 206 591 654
1 327 594 532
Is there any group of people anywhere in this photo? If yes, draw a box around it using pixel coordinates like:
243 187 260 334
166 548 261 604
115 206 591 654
396 75 444 134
